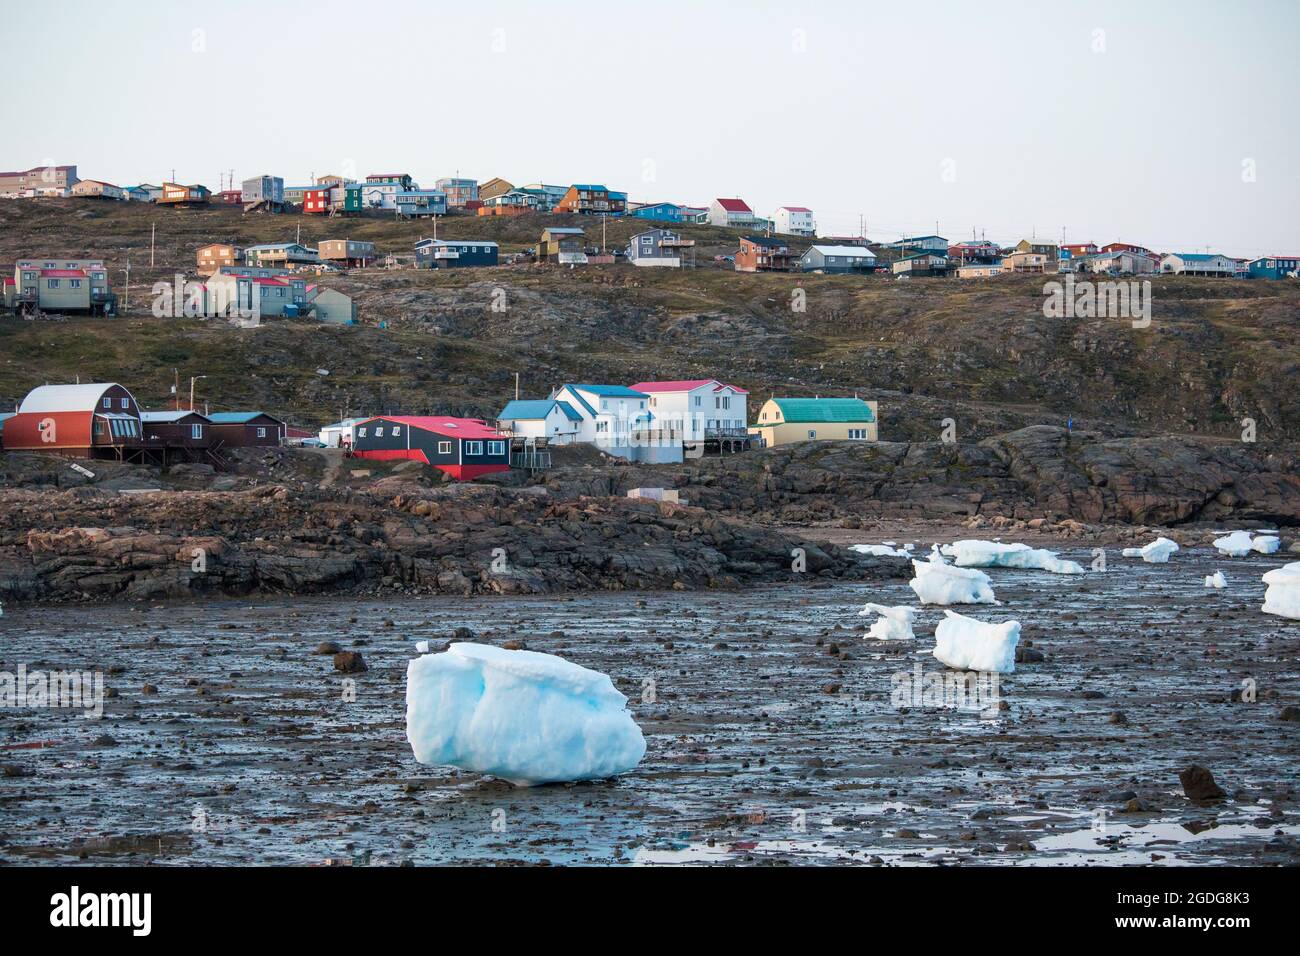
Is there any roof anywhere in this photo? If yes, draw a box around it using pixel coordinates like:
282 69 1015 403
806 245 877 258
498 399 583 422
140 410 209 423
778 206 812 213
742 235 788 248
769 397 876 424
207 411 283 424
416 238 499 248
630 379 749 395
543 227 585 235
1168 252 1227 261
570 184 609 191
40 269 88 278
715 198 752 213
363 415 503 440
566 384 649 398
18 383 127 415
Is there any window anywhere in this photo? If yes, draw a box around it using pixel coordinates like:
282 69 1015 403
102 397 111 409
849 429 868 440
120 398 128 409
437 441 451 455
375 427 385 437
47 279 60 288
488 440 505 456
392 426 401 436
596 421 609 433
808 430 817 439
71 279 81 288
358 427 367 438
694 396 701 407
191 424 203 439
465 441 483 456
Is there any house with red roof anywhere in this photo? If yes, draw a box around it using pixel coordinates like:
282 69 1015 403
628 379 752 454
708 197 762 229
774 206 815 237
350 416 510 479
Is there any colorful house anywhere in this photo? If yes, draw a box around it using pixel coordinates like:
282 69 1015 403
206 412 285 447
630 202 686 223
625 229 695 267
546 384 681 463
435 177 479 207
891 251 949 277
414 238 499 269
798 244 878 274
350 416 510 479
1246 255 1299 280
196 243 243 276
538 227 586 263
242 175 285 212
735 235 795 272
496 399 583 444
1160 253 1237 277
11 258 116 314
774 206 815 237
708 197 758 228
317 239 376 268
628 379 750 453
555 184 626 216
749 397 878 447
2 383 143 458
159 182 211 205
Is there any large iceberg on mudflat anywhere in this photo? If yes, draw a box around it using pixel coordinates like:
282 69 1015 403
1122 537 1179 563
909 548 998 605
859 603 919 640
1251 534 1281 555
932 611 1020 673
940 540 1085 575
1261 562 1300 621
405 642 646 786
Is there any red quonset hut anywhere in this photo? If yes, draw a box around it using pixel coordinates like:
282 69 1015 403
2 382 143 458
350 416 510 479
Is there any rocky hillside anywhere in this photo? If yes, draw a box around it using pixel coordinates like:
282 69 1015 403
0 201 1296 443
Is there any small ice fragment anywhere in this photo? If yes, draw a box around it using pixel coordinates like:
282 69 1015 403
932 610 1020 673
415 640 430 654
1121 537 1179 563
405 642 646 786
1261 562 1300 621
851 544 911 557
940 539 1085 575
859 603 919 640
1213 530 1255 557
1204 571 1227 589
909 547 998 605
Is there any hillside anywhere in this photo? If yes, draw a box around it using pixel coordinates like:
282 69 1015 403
0 200 1296 443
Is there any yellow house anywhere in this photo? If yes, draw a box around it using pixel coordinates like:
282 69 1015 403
750 397 878 447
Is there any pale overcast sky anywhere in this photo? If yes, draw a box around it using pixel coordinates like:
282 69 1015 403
4 0 1297 256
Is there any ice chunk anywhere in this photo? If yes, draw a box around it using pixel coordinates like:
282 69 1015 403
851 544 911 558
1261 562 1300 621
859 603 919 640
932 610 1020 673
1252 535 1281 555
1213 530 1255 557
909 547 998 605
1204 571 1227 589
1121 537 1179 563
940 539 1085 575
405 642 646 786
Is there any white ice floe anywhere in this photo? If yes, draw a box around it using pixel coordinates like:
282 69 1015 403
405 642 646 786
1252 535 1281 555
909 547 999 606
940 539 1085 575
1261 562 1300 621
1121 537 1179 563
859 603 919 641
1213 530 1280 557
1204 571 1227 589
851 544 912 558
932 610 1020 673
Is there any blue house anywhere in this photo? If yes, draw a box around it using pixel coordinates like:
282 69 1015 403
497 399 583 443
415 238 500 269
1247 255 1299 280
631 202 684 222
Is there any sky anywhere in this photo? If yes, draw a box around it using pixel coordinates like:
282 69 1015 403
3 0 1297 257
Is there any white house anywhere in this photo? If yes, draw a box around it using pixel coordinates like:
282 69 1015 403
774 206 815 237
319 417 368 447
496 399 582 443
1160 253 1237 277
628 379 750 453
548 384 682 463
708 197 759 228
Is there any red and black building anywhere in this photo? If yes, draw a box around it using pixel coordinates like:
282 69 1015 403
350 416 510 480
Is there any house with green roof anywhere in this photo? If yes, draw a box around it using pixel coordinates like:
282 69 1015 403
749 397 878 447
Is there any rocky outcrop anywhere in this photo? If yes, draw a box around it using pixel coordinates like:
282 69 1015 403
0 483 906 604
529 427 1300 527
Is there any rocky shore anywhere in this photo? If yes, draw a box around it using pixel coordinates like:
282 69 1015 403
0 481 906 604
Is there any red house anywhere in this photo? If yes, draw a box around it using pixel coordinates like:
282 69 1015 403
350 416 510 480
2 382 143 459
302 187 330 215
1061 242 1099 257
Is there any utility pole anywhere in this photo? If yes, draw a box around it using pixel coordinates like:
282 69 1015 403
121 257 131 312
515 372 520 401
189 375 207 412
150 223 156 268
173 369 180 411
